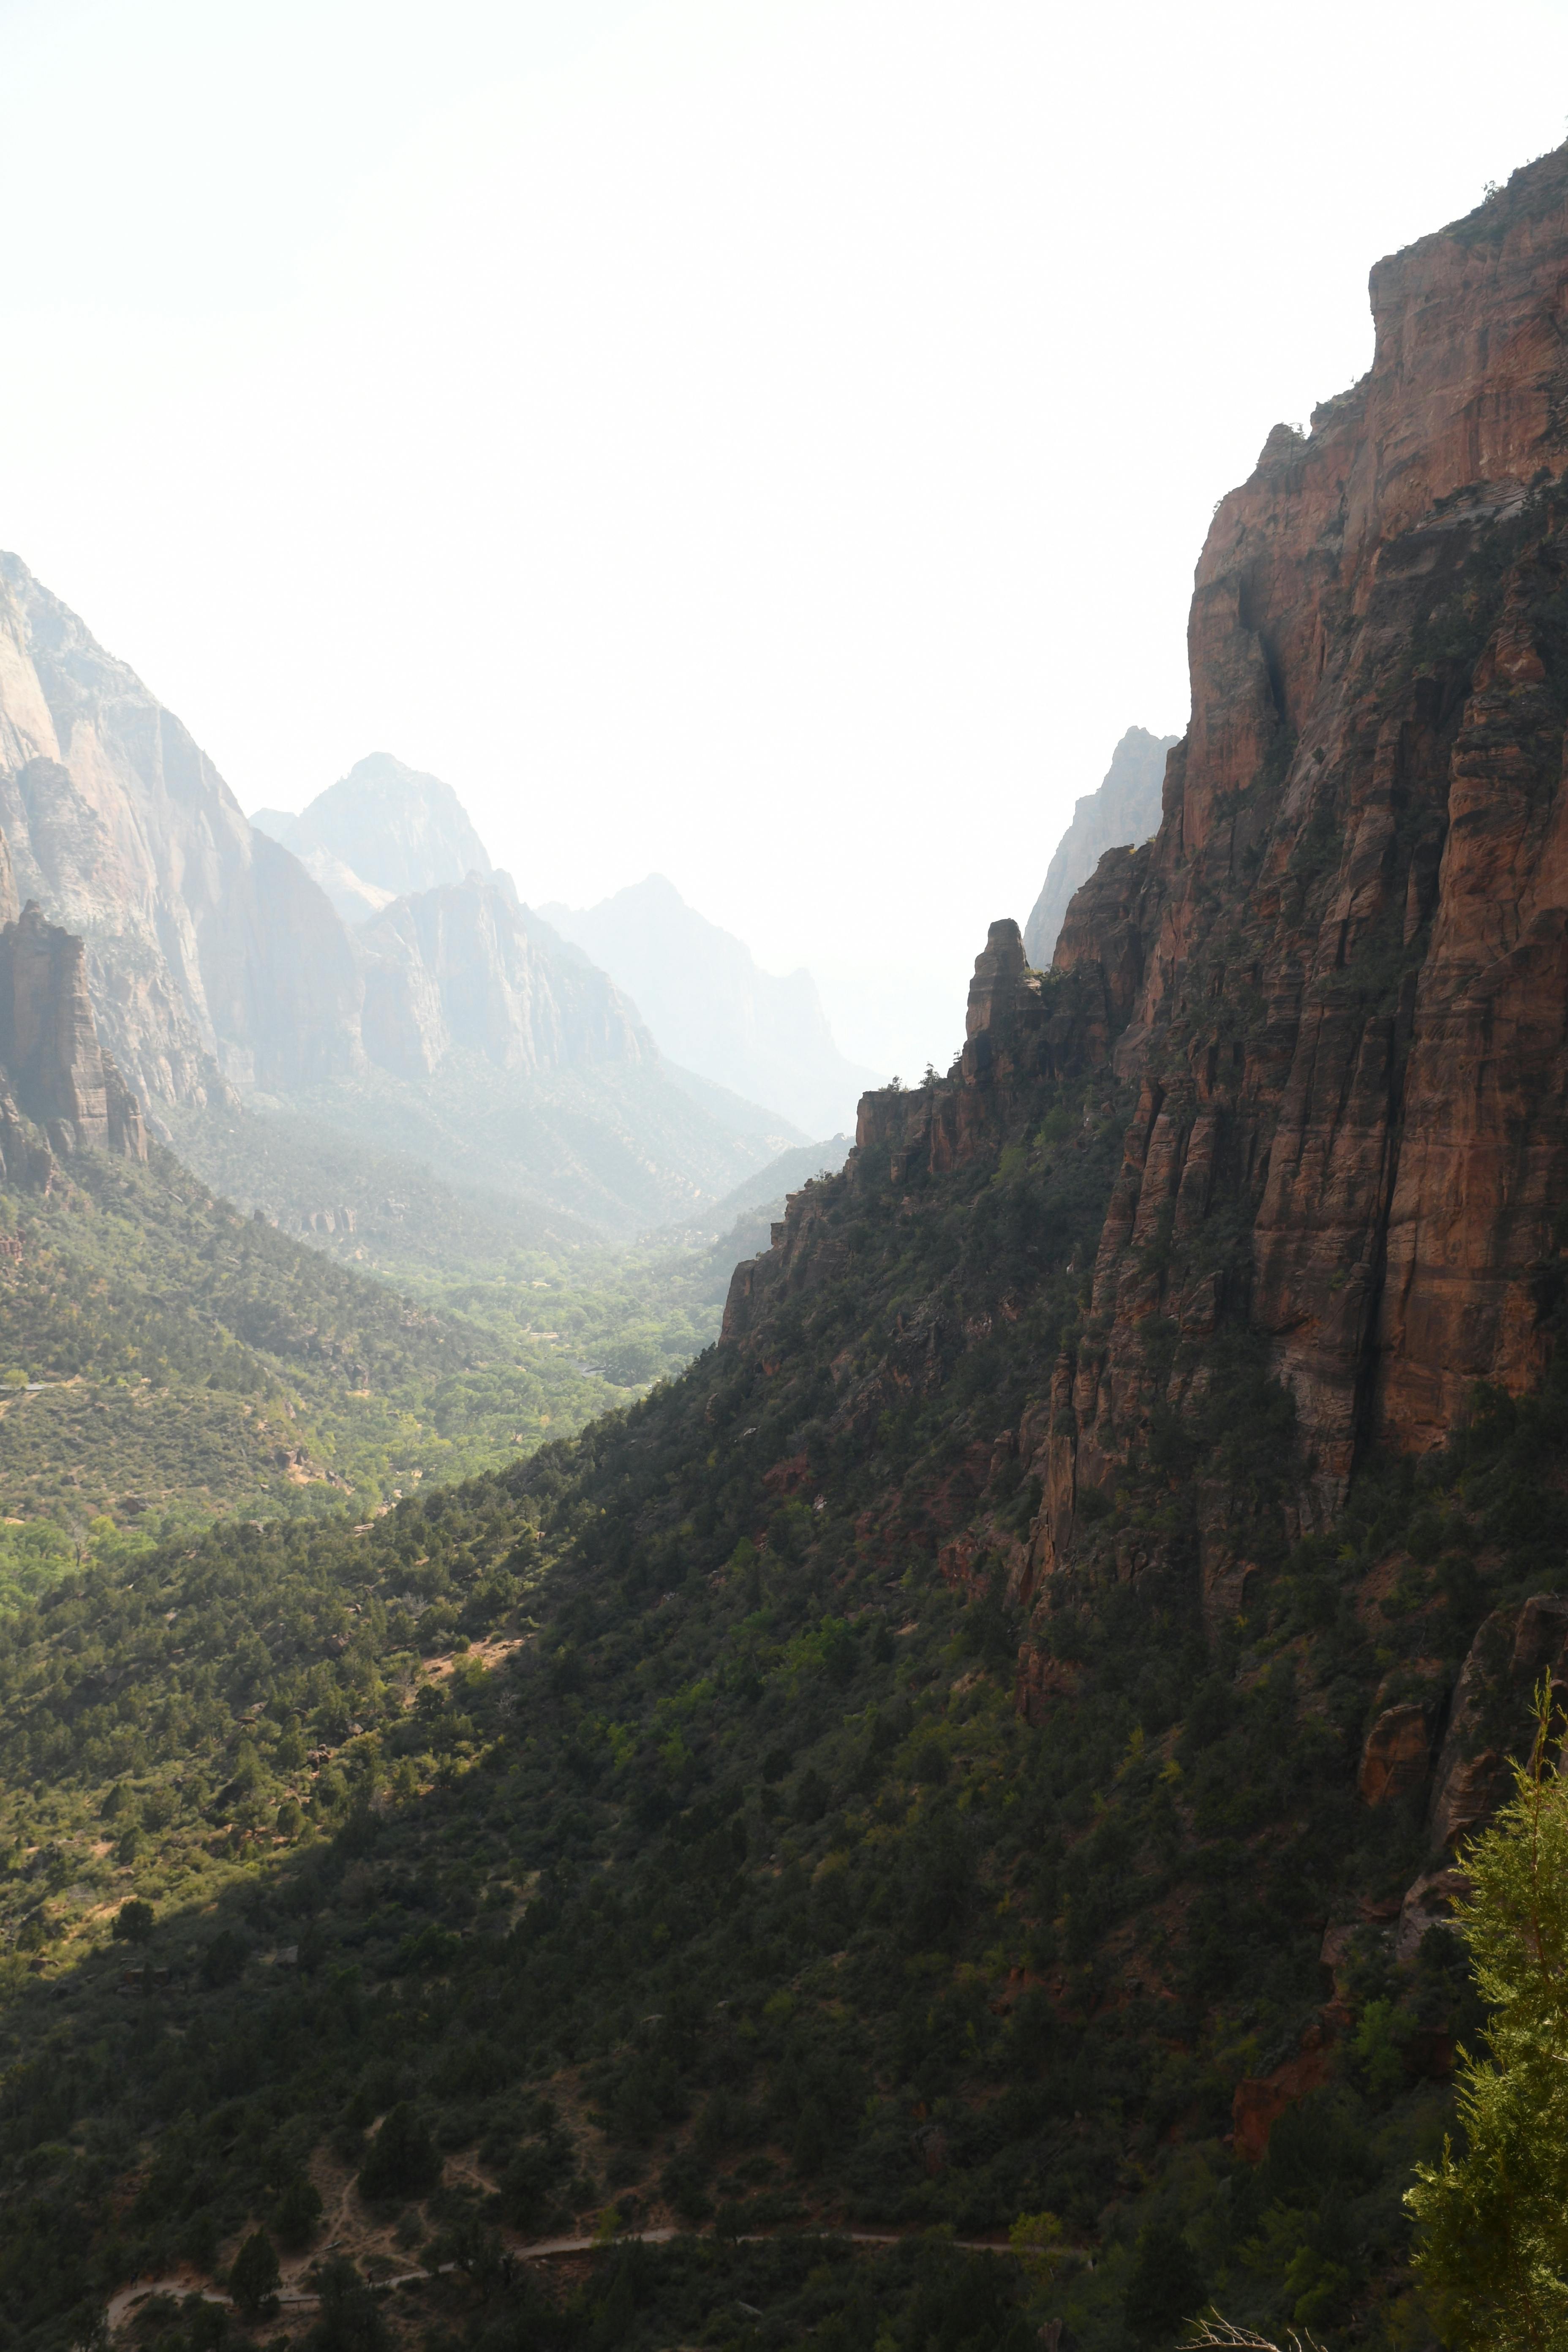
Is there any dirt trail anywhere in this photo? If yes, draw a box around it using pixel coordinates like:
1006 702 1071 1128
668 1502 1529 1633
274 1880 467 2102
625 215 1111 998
107 2226 1088 2333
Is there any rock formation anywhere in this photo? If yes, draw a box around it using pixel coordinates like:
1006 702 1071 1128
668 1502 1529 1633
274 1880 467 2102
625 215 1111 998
1023 726 1178 968
1038 143 1568 1527
252 753 494 924
0 554 363 1105
359 875 651 1082
0 902 146 1161
727 138 1568 1586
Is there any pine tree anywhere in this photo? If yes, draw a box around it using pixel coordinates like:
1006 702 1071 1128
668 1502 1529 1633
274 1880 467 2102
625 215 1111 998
1407 1685 1568 2352
229 2228 280 2319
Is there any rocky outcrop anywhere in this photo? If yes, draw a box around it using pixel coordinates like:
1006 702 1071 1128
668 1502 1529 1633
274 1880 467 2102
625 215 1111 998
1427 1594 1568 1849
1024 727 1178 968
0 894 147 1179
1358 1701 1442 1808
1037 143 1568 1519
852 920 1078 1177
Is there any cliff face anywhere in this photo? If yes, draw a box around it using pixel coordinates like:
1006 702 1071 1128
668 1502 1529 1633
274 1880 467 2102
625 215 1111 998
1043 144 1568 1528
359 876 652 1082
0 896 147 1181
1022 725 1178 968
0 555 364 1105
725 141 1568 1591
540 875 881 1138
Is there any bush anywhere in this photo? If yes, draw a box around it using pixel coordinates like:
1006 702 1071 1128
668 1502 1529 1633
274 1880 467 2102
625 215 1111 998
112 1898 155 1944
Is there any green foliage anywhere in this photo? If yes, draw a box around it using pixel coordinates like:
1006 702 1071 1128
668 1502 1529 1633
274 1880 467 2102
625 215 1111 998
358 2103 442 2201
1125 2218 1209 2340
0 1051 1541 2349
1407 1691 1568 2349
229 2227 280 2317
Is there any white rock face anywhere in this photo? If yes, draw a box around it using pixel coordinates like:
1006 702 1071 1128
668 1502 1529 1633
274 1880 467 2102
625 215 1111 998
1023 727 1178 970
0 550 364 1105
257 754 494 915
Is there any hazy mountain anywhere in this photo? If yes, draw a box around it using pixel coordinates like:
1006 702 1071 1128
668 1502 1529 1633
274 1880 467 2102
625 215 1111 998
540 874 881 1136
251 752 494 926
0 550 361 1107
0 561 796 1229
1022 724 1177 967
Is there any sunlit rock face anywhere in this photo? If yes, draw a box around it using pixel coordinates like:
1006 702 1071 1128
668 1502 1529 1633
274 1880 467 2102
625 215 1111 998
730 144 1568 1561
1047 143 1568 1518
0 553 365 1107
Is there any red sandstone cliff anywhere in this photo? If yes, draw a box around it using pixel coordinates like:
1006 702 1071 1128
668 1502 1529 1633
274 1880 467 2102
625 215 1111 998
1039 143 1568 1538
725 141 1568 1592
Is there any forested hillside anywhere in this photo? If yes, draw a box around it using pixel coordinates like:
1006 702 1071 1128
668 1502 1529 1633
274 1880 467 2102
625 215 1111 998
0 1144 623 1573
0 1023 1543 2351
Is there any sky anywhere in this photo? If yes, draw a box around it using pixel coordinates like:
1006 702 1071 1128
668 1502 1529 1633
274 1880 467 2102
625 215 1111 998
1 2 1567 1076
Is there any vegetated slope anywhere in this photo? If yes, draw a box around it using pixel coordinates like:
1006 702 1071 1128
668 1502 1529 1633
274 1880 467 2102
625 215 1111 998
12 141 1568 2352
0 1138 653 1556
0 957 1533 2352
540 876 880 1138
163 1102 806 1420
1022 728 1176 970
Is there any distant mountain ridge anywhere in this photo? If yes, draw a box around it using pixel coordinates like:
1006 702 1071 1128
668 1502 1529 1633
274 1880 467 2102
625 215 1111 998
1022 724 1177 968
540 874 881 1137
0 559 795 1231
252 753 493 925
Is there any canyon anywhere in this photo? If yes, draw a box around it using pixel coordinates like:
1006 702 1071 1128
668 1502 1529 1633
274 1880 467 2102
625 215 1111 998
0 565 792 1228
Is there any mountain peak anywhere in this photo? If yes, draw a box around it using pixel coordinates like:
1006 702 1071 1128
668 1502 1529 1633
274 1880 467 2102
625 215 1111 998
254 754 493 923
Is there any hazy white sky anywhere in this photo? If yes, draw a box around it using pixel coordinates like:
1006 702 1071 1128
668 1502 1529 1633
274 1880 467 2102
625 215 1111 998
2 0 1566 1073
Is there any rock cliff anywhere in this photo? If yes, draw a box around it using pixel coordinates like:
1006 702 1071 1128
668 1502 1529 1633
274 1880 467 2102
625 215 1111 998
1041 142 1568 1530
0 874 147 1185
253 752 494 924
726 139 1568 1585
359 874 651 1081
0 554 363 1105
1022 725 1178 968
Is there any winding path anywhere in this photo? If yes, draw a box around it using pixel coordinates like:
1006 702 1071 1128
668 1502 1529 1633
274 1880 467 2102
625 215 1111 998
106 2226 1089 2331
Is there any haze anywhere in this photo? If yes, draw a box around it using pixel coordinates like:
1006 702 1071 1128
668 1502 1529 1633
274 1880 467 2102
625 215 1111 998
1 0 1565 1073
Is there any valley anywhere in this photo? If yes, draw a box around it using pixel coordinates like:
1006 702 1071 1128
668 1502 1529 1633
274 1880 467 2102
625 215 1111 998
2 110 1568 2352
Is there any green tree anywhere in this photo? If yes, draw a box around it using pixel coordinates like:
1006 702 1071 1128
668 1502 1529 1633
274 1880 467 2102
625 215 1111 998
229 2229 280 2319
1124 2217 1208 2341
357 2103 441 2201
111 1898 155 1944
1408 1687 1568 2351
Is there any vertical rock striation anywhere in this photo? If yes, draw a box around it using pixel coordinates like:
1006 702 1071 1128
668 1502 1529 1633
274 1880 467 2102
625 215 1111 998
723 142 1568 1597
0 898 146 1173
1041 143 1568 1524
